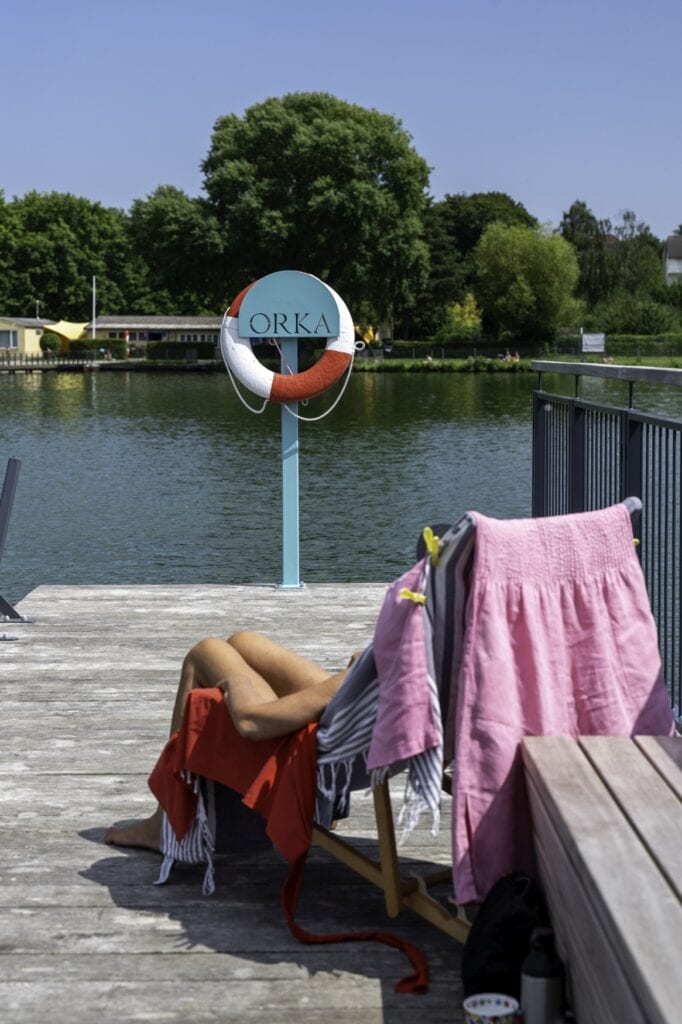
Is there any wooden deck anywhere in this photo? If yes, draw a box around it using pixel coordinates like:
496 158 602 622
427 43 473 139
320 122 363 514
0 584 465 1024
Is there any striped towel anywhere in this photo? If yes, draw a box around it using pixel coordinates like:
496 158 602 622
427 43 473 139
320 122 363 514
155 772 217 895
316 646 378 824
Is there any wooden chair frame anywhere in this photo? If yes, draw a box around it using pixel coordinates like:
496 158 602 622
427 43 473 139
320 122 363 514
311 776 471 944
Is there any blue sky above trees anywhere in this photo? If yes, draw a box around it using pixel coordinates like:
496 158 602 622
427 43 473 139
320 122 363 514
3 0 680 238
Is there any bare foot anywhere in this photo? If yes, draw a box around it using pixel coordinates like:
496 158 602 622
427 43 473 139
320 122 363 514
105 811 162 852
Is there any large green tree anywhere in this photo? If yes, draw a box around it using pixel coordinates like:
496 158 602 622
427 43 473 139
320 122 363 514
0 191 145 319
202 92 430 324
128 186 225 313
474 223 579 340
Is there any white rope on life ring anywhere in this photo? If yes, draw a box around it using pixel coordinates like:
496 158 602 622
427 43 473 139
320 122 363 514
220 277 355 404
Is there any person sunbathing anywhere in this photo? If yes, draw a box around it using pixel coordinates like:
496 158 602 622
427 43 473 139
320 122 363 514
104 630 359 852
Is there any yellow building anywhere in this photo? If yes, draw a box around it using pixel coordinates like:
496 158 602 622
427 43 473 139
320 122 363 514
0 317 54 356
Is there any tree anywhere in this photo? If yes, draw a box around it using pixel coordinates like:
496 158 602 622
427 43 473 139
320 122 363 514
608 210 663 299
434 292 482 342
406 192 536 339
401 198 468 337
0 192 20 313
474 224 579 340
202 93 430 323
436 191 537 259
128 186 225 313
0 191 143 319
560 200 615 305
590 293 677 334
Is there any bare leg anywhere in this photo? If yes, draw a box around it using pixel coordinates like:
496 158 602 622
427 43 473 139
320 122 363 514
105 632 338 850
222 631 351 740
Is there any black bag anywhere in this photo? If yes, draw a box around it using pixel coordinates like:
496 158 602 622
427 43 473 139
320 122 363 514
461 872 550 998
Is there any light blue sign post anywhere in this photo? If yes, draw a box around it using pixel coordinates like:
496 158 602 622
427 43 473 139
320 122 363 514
280 340 301 588
235 271 342 589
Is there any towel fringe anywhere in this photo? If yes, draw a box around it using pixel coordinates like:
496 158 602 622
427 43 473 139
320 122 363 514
197 791 216 896
154 852 174 887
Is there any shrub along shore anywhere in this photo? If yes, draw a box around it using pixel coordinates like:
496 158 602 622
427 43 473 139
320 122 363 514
80 353 682 375
43 332 682 373
351 354 682 372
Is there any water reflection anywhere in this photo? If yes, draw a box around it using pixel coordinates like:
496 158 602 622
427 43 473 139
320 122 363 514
4 369 676 598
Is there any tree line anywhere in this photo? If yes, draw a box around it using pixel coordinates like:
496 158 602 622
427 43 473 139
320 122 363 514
1 92 680 342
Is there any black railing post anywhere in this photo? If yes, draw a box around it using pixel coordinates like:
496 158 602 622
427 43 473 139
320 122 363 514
532 390 547 517
624 413 643 545
570 401 586 513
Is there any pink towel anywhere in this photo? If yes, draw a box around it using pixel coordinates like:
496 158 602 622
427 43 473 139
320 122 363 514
368 559 441 773
453 503 675 903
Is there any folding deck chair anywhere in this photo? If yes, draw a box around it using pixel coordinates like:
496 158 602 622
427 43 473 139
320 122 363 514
154 498 670 973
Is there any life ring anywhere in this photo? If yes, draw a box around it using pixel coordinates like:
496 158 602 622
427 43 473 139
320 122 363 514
220 278 354 403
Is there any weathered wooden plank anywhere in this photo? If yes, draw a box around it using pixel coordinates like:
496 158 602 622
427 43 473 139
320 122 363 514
2 699 170 716
523 737 682 1024
635 735 682 798
0 977 460 1024
0 737 166 776
526 772 647 1024
580 736 682 899
0 904 456 955
0 947 457 980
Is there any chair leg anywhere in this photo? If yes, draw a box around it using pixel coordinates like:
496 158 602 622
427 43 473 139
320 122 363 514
373 779 404 917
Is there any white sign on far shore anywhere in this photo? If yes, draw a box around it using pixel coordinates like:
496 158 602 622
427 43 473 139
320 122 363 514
582 332 606 353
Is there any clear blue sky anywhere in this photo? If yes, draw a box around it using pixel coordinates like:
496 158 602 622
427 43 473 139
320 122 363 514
2 0 680 238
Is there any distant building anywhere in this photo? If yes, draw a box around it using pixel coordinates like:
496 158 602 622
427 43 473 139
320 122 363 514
87 315 222 349
0 317 54 355
663 236 682 286
1 315 226 356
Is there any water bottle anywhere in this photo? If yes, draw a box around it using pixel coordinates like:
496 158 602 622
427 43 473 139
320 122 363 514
520 927 565 1023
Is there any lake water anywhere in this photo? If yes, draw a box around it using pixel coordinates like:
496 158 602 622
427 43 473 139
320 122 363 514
1 368 680 601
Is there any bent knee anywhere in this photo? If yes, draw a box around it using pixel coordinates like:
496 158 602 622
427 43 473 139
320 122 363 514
183 636 233 675
186 636 224 659
227 629 264 653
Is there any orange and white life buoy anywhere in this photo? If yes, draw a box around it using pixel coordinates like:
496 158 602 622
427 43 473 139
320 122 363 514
220 278 354 403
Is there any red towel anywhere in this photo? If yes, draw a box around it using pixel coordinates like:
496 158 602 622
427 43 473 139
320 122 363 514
148 687 428 993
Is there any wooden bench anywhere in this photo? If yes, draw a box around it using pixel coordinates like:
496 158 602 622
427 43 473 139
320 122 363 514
522 736 682 1024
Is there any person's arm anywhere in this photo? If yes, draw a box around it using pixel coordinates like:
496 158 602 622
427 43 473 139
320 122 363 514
221 667 349 741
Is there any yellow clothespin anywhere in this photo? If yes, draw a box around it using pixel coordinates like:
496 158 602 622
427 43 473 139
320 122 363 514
399 588 427 605
633 538 640 547
422 526 440 567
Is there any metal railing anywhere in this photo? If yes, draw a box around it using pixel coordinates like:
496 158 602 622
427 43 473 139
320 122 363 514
0 352 97 370
532 360 682 713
